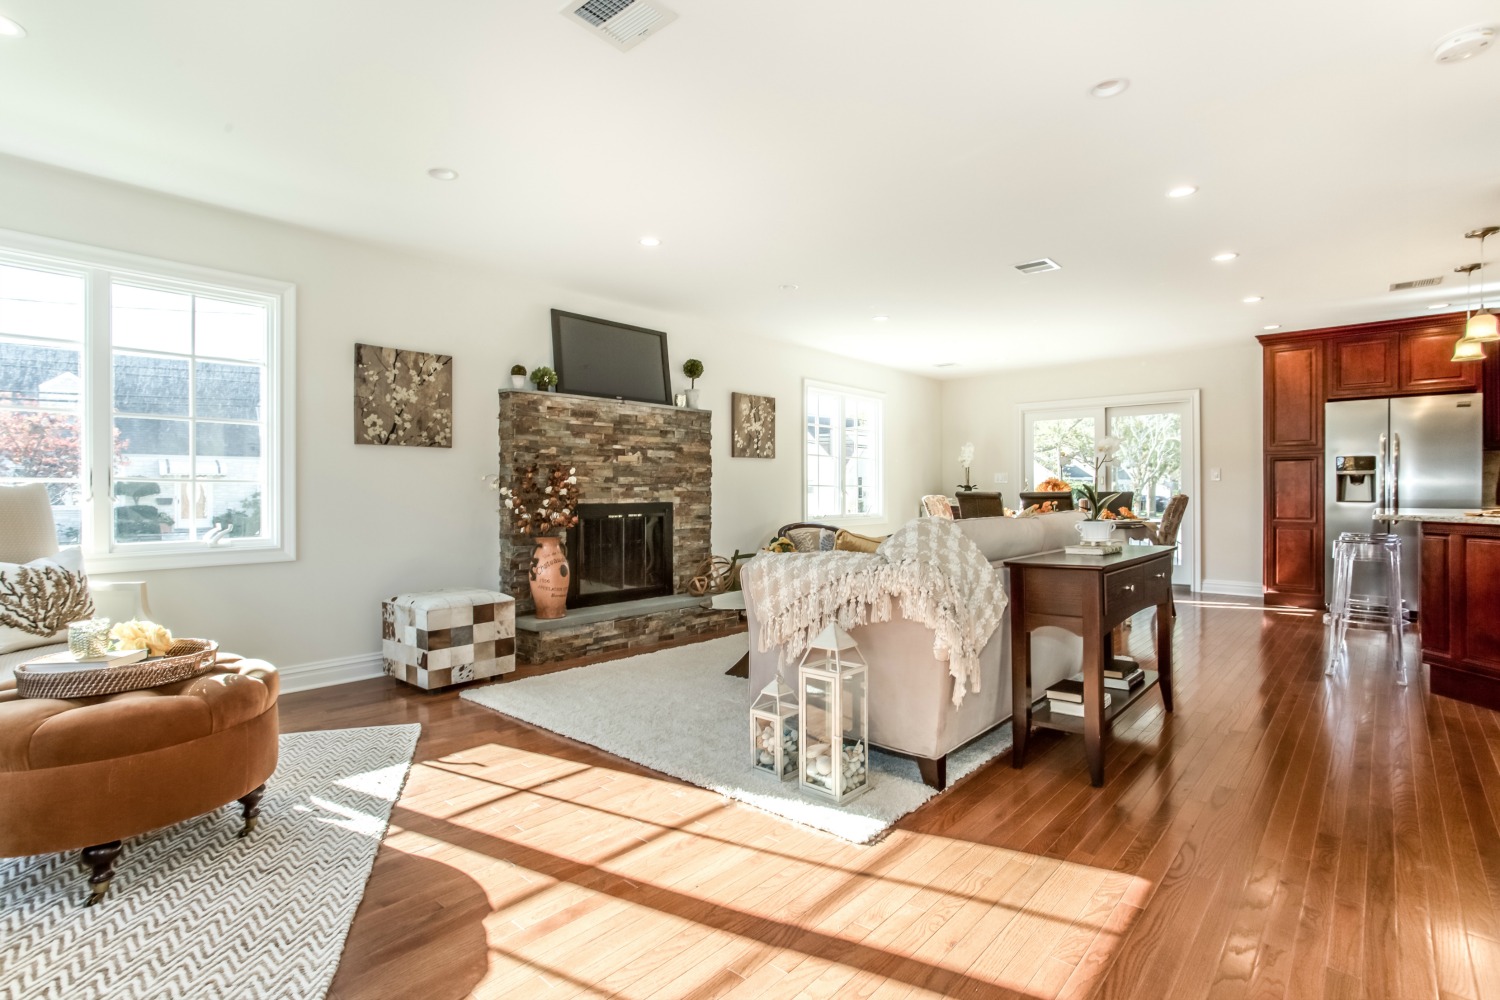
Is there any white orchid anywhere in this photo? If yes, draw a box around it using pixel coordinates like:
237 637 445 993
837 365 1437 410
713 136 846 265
958 442 975 470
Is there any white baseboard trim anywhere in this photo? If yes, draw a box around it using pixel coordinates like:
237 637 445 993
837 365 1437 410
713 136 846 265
277 652 385 694
1199 579 1264 599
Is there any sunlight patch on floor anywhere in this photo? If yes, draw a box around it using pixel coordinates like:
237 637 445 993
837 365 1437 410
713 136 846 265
382 740 1152 999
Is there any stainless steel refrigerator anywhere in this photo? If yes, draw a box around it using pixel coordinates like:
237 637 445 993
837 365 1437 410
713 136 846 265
1325 392 1483 611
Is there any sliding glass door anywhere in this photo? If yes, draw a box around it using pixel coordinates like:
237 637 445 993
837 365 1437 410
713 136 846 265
1022 395 1197 587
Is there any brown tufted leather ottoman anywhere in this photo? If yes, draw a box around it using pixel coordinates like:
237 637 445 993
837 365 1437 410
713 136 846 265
0 656 279 905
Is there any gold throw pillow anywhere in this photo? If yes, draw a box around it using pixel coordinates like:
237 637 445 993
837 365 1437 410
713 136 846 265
834 528 887 553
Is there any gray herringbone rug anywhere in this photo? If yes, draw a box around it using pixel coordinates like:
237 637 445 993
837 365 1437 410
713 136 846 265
0 724 420 1000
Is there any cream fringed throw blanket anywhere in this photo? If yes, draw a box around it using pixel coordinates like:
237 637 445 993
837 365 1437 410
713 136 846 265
740 518 1006 707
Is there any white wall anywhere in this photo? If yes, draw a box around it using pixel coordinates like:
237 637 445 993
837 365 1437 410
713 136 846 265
0 154 942 687
939 343 1264 595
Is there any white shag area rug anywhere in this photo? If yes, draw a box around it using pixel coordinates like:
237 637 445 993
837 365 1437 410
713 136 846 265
461 634 1012 843
0 724 420 1000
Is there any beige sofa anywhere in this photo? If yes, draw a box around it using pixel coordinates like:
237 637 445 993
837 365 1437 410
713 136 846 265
745 510 1086 789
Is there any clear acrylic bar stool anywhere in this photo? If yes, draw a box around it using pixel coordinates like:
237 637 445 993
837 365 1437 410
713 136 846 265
1324 531 1406 685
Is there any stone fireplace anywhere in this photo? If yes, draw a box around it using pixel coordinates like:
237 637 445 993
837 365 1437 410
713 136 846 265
497 390 737 661
567 501 674 608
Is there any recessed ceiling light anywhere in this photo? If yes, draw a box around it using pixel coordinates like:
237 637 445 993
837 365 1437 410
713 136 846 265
1089 79 1129 98
1167 185 1198 198
778 284 799 292
1211 252 1239 262
426 168 458 181
872 316 890 322
0 15 25 37
1263 324 1282 331
639 236 661 247
1243 295 1263 304
1428 302 1452 310
1434 26 1495 64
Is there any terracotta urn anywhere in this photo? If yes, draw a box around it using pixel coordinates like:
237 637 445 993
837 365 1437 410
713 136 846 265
529 534 570 619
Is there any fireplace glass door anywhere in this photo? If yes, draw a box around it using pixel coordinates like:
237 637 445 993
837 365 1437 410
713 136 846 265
567 502 673 607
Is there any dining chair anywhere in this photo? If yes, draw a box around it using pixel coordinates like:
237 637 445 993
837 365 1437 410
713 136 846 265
954 491 1004 519
920 495 955 519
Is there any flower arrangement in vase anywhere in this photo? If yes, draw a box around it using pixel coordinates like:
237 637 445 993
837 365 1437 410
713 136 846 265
957 441 975 492
1074 436 1123 542
492 464 580 618
529 366 558 392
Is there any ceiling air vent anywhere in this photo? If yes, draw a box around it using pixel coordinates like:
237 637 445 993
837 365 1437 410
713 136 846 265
561 0 678 52
1014 258 1061 274
1390 276 1443 291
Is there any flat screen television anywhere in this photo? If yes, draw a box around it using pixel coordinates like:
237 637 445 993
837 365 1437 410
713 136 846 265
550 310 672 405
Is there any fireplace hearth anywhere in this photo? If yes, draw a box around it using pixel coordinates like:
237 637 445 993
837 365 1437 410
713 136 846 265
567 502 674 608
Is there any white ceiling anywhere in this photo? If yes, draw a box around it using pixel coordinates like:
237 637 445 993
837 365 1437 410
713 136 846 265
0 1 1497 375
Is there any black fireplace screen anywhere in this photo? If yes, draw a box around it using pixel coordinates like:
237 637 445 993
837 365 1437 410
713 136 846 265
567 502 674 607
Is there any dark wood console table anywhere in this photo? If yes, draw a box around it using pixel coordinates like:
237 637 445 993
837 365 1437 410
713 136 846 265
1006 545 1176 786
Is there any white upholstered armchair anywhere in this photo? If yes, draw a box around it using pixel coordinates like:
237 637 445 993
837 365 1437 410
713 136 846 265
0 484 152 682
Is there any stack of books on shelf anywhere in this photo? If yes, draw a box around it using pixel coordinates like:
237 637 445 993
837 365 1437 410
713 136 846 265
1042 678 1111 717
1104 660 1146 692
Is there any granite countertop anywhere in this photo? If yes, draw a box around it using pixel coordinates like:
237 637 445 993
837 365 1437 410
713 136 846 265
1371 507 1500 524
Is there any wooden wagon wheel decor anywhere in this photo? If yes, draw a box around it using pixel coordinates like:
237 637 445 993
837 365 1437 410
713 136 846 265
687 550 753 596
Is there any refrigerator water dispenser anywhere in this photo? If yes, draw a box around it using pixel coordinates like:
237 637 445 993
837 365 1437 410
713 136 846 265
1334 455 1377 503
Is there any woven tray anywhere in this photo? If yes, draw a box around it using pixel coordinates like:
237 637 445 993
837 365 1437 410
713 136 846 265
16 639 220 700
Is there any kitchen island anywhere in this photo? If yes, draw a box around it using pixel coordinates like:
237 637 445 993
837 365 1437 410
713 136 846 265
1375 508 1500 711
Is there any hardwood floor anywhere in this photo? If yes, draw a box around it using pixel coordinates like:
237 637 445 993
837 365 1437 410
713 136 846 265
279 598 1500 999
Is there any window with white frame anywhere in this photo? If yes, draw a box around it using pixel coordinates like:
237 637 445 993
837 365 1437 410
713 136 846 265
804 381 883 520
0 231 294 571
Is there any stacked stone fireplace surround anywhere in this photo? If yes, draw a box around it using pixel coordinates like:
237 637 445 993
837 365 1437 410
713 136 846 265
498 390 740 663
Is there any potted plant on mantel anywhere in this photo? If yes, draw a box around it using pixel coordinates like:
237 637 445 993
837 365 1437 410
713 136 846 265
1073 436 1123 544
493 464 581 619
530 365 558 392
682 358 704 408
509 364 528 390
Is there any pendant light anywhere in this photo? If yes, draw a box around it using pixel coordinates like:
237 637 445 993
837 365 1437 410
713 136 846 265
1451 262 1487 362
1466 226 1499 342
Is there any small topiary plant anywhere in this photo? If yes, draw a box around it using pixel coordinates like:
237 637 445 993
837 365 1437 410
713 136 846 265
682 358 704 388
510 364 527 376
530 365 558 390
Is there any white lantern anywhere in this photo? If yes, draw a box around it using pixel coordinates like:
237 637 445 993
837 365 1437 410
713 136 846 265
749 676 800 780
797 625 870 803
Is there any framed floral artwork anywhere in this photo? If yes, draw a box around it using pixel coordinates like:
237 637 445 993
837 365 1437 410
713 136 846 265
731 392 775 459
354 343 454 447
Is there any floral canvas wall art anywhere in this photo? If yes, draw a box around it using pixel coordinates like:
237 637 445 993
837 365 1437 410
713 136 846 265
731 392 776 459
355 343 454 448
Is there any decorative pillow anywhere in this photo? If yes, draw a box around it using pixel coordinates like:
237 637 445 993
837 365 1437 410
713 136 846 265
764 536 798 554
785 527 834 553
0 548 93 655
834 529 887 554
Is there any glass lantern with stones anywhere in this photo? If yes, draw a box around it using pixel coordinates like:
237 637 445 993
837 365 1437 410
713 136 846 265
796 625 871 803
749 676 799 779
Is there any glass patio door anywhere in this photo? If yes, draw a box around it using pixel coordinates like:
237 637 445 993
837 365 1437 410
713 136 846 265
1023 398 1195 587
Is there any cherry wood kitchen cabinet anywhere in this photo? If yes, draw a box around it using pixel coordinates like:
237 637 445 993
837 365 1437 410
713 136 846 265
1420 519 1500 711
1263 339 1324 449
1399 325 1482 394
1258 313 1482 609
1327 333 1398 399
1485 348 1500 451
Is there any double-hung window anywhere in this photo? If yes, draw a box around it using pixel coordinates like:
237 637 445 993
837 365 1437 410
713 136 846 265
804 380 883 520
0 229 295 571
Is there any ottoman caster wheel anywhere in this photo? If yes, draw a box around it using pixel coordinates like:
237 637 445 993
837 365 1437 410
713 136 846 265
237 783 266 839
81 841 123 907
